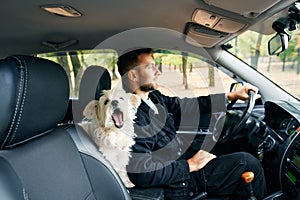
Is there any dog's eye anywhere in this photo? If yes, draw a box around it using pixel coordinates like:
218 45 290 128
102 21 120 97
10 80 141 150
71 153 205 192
119 97 124 100
104 99 109 105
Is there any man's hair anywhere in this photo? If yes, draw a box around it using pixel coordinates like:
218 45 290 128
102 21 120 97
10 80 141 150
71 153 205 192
117 48 154 76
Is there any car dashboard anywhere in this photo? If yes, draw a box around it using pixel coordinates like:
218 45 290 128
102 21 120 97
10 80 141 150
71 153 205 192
261 100 300 199
264 100 300 143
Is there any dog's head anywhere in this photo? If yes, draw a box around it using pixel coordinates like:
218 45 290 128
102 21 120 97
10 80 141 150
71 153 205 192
83 89 141 129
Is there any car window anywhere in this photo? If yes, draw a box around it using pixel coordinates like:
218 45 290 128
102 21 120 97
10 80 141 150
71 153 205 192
153 51 233 97
38 50 118 98
38 49 235 99
227 30 300 99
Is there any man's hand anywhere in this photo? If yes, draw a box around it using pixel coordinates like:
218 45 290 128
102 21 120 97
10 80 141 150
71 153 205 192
187 150 216 172
227 83 260 101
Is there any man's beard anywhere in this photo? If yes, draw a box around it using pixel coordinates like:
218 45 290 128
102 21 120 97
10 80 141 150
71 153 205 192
139 83 157 92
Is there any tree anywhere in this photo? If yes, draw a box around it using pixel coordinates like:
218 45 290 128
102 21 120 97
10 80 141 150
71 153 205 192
56 52 74 96
251 33 263 69
69 51 81 77
111 54 118 80
182 52 188 89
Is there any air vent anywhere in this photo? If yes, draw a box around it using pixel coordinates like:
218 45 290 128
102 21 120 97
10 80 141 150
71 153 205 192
41 39 78 50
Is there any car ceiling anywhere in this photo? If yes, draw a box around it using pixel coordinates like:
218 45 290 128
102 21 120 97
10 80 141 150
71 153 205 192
0 0 297 58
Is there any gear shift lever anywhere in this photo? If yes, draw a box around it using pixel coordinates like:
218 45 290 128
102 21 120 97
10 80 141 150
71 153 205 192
242 171 257 200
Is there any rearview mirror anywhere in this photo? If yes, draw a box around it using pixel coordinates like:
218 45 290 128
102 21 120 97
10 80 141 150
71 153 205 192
268 33 289 55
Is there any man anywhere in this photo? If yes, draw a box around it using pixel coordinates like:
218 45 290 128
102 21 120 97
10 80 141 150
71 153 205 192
117 48 267 199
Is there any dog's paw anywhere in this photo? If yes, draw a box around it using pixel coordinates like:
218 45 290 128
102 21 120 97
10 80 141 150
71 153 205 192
120 172 135 188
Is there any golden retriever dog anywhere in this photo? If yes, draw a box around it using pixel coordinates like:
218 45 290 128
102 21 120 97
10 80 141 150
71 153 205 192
80 89 141 188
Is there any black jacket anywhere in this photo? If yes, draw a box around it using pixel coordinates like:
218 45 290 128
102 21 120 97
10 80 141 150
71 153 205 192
127 90 226 196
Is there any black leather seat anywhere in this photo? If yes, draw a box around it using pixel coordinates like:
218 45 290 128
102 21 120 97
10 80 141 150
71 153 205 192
71 64 165 200
0 55 131 200
62 65 112 124
72 65 112 123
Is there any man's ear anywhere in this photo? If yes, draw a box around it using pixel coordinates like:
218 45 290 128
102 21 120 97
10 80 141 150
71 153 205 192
83 100 99 119
127 69 138 82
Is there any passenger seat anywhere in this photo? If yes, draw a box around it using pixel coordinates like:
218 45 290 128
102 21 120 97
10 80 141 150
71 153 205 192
0 55 131 200
72 65 111 123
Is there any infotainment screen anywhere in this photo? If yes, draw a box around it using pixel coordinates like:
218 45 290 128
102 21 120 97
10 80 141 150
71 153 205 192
281 128 300 199
287 171 296 183
292 155 300 168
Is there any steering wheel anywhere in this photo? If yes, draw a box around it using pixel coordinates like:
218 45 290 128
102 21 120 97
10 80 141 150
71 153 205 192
212 90 256 143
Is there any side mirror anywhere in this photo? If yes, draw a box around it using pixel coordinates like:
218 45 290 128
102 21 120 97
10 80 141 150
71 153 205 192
268 33 289 55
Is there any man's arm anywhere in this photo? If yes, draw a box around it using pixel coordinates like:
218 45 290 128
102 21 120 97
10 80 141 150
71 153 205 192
127 104 191 187
127 130 191 186
226 83 259 101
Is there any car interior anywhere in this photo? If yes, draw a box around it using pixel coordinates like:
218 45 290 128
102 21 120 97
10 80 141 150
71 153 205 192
1 0 300 200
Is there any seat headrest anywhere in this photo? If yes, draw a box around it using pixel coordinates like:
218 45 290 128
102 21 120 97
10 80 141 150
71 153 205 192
62 65 112 124
78 65 111 105
0 55 69 149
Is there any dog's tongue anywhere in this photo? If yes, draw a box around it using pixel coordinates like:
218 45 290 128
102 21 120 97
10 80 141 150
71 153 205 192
112 110 123 128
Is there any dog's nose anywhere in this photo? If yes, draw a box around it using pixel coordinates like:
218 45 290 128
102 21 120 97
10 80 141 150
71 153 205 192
111 100 118 107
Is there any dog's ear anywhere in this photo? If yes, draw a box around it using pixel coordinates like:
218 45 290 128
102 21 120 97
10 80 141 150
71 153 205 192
83 100 99 119
129 94 141 113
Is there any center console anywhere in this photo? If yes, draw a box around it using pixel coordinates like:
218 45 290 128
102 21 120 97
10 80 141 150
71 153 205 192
280 128 300 199
262 127 300 200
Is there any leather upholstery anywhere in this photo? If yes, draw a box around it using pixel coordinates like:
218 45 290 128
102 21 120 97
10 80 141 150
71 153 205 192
0 55 131 200
78 65 111 104
0 55 69 149
0 157 25 199
63 65 111 123
67 124 131 200
70 65 165 200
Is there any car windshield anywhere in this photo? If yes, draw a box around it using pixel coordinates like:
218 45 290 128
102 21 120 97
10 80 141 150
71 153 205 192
227 29 300 100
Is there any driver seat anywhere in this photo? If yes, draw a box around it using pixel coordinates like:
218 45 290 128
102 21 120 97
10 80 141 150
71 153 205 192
72 65 112 123
0 55 131 199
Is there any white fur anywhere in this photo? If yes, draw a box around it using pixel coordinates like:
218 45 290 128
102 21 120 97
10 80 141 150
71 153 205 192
80 89 141 188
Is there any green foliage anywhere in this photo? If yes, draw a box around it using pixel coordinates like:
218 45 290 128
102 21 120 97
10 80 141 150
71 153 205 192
227 29 300 63
278 30 300 61
38 49 118 97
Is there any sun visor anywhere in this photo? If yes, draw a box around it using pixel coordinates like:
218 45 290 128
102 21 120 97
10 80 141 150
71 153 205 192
186 9 247 48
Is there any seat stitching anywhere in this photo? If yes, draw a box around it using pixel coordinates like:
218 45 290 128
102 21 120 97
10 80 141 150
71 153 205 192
1 56 27 148
8 56 28 145
22 188 29 200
